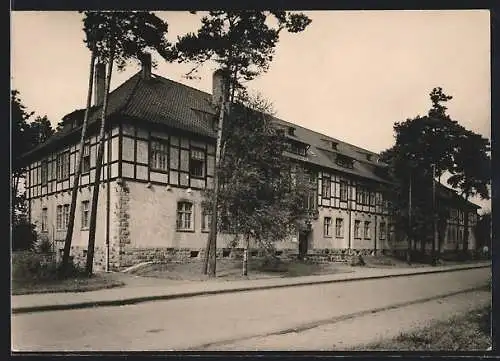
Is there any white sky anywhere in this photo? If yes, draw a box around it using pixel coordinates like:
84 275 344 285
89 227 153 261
11 10 491 211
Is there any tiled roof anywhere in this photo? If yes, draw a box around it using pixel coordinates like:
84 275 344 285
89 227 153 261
22 71 393 185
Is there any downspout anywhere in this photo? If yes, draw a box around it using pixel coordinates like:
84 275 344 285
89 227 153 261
105 129 111 272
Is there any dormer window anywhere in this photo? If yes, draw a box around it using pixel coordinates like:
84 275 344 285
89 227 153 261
288 127 295 136
331 142 338 150
289 140 308 157
366 154 372 161
336 154 354 169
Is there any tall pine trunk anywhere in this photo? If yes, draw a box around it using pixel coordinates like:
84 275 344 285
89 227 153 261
203 101 225 277
86 48 115 276
61 50 97 274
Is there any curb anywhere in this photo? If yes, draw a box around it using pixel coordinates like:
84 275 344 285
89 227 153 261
12 263 490 315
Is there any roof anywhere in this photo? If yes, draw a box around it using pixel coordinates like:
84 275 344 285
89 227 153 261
22 70 394 185
436 182 481 209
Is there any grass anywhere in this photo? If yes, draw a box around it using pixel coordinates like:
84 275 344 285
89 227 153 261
11 273 126 295
130 258 353 281
354 306 491 351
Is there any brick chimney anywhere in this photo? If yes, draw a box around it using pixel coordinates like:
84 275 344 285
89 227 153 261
212 69 229 105
140 53 152 80
93 62 106 106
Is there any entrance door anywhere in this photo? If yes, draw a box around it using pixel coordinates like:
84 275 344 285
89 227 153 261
298 231 309 259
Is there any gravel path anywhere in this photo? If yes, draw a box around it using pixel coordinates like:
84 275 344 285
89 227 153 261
203 289 491 351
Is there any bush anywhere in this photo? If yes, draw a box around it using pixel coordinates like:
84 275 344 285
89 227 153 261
32 234 53 254
12 221 37 251
12 251 86 284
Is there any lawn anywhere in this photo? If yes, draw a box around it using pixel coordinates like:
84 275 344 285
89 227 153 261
354 306 491 351
11 273 125 295
130 258 353 281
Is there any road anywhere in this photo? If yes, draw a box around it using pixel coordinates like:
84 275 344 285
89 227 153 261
12 267 490 351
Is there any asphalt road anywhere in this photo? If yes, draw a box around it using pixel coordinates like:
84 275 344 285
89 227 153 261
12 267 490 352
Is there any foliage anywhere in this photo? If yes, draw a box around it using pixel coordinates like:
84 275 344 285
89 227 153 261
380 87 491 254
33 234 54 254
474 212 491 250
81 11 171 69
171 11 311 99
12 251 87 285
12 220 37 251
203 101 314 245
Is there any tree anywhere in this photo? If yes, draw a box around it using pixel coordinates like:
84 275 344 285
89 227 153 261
474 211 491 253
171 10 312 277
80 11 171 275
60 47 97 275
447 130 490 257
380 87 490 264
203 95 312 276
11 90 54 223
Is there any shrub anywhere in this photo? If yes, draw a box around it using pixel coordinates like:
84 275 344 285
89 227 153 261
33 234 53 254
12 251 86 283
12 221 37 251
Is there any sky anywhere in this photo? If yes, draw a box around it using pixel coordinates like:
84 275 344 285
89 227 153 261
11 10 491 211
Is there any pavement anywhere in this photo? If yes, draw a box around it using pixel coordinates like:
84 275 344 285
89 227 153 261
11 261 490 314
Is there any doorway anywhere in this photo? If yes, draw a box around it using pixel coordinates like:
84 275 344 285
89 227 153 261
298 231 309 259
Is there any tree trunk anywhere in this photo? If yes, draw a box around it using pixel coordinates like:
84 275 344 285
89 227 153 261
243 234 250 276
203 100 226 277
86 50 115 276
61 50 96 275
463 196 470 259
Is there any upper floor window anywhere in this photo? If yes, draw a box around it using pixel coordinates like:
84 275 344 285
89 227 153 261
41 160 48 185
150 139 169 171
190 148 205 178
177 201 193 231
82 143 90 174
287 127 295 136
322 176 331 198
56 151 70 181
340 181 348 201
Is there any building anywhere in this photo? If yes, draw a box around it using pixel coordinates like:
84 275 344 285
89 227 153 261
20 56 480 271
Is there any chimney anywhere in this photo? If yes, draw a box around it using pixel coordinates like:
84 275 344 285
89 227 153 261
212 69 229 105
93 62 106 106
140 53 152 80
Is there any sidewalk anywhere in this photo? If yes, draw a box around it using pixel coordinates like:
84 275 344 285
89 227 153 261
11 261 490 314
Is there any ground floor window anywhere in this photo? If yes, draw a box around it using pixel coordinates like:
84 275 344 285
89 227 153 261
379 222 386 240
81 200 90 229
41 207 48 231
56 204 70 230
323 217 332 237
335 218 344 238
354 220 361 239
201 207 212 232
177 201 193 231
364 221 371 239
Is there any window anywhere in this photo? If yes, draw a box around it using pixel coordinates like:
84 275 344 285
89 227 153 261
289 141 307 156
336 154 354 169
56 151 70 181
354 220 361 239
458 211 464 224
201 207 212 232
288 127 295 136
364 221 371 239
303 190 317 211
379 222 386 240
41 207 48 231
81 200 90 229
190 148 205 178
41 160 48 185
56 204 70 230
150 139 169 171
335 218 344 238
340 181 348 201
369 191 376 206
323 217 332 237
82 143 90 173
322 176 331 198
177 202 193 231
